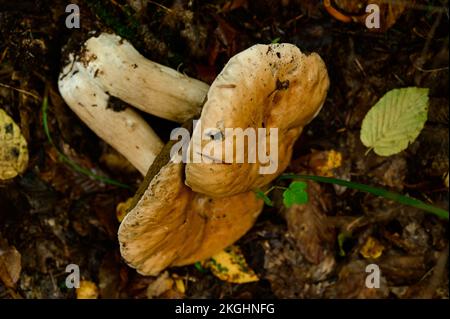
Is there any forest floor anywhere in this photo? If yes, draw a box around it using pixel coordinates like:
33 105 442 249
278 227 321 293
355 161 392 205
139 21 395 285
0 0 448 298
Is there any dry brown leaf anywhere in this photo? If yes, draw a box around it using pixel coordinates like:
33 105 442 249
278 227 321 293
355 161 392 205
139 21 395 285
284 181 335 264
146 271 174 299
0 243 22 288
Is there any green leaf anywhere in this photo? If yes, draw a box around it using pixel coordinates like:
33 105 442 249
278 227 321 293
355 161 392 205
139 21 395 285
271 37 281 44
337 232 352 257
283 181 309 208
255 189 273 207
360 87 429 156
194 262 207 273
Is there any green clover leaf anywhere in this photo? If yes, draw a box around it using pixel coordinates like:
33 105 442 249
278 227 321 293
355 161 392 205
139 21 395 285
283 181 308 208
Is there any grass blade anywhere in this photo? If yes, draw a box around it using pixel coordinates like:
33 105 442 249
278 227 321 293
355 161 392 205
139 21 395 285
279 174 448 220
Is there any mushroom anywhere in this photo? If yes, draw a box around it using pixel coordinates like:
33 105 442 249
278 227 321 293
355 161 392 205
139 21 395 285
185 44 330 197
118 146 262 275
58 36 263 275
58 33 329 275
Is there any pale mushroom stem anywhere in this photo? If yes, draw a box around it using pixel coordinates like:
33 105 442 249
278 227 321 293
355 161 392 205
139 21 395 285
78 33 210 123
58 61 163 175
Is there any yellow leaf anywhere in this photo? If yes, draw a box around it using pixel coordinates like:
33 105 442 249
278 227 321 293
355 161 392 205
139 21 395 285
116 197 134 222
174 278 185 294
0 108 29 180
360 237 384 259
309 149 342 177
76 280 99 299
206 246 259 284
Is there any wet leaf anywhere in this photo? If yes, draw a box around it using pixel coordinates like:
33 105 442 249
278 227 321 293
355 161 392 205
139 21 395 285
206 246 259 284
361 87 429 156
0 108 29 180
283 181 308 208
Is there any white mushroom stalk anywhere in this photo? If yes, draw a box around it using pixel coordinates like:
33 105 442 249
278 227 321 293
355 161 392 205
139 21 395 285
58 32 210 173
71 33 209 123
58 62 163 175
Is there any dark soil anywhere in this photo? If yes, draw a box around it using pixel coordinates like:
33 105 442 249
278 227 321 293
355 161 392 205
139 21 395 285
0 0 448 299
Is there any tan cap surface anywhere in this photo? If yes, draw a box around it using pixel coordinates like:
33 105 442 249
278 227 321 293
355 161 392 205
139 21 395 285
186 44 329 197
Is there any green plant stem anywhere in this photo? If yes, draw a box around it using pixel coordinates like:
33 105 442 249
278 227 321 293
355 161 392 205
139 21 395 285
279 174 449 220
264 185 287 195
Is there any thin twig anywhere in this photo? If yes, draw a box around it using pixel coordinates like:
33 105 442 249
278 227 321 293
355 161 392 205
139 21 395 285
0 82 40 101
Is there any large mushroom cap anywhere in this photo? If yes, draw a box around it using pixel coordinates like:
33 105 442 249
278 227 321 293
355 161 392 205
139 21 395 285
118 153 263 276
185 43 329 197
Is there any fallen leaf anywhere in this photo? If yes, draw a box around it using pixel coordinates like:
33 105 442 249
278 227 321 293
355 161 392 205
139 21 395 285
284 181 335 264
0 242 22 288
306 150 343 177
116 197 134 222
360 236 384 259
0 108 29 180
76 280 99 299
206 246 259 284
146 271 174 299
360 87 429 156
173 275 186 294
325 0 409 31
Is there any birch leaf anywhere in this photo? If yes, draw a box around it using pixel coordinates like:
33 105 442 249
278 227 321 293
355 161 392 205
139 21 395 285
360 87 429 156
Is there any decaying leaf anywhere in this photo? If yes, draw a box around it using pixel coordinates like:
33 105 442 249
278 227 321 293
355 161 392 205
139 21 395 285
0 108 29 180
326 0 409 31
360 87 429 156
205 246 259 284
146 271 174 298
76 280 99 299
360 236 384 259
324 260 389 298
146 271 185 299
284 181 335 265
305 150 343 177
0 240 22 288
